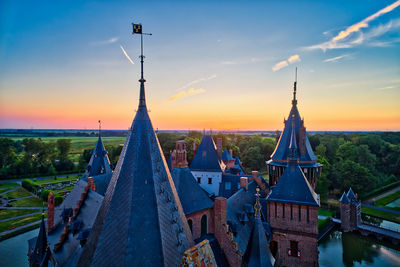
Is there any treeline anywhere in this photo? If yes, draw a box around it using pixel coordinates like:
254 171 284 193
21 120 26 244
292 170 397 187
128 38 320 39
0 129 129 137
309 132 400 200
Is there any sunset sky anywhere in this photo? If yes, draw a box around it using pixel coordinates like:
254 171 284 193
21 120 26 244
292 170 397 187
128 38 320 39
1 0 399 131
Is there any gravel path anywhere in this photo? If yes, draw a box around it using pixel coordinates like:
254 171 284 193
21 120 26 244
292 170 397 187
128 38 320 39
366 186 400 204
0 211 43 223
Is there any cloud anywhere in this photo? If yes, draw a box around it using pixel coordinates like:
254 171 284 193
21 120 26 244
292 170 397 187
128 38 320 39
177 75 216 91
272 60 289 72
120 45 134 65
92 37 119 46
304 1 400 51
272 54 300 72
288 55 301 64
168 88 206 102
323 54 349 63
377 85 400 90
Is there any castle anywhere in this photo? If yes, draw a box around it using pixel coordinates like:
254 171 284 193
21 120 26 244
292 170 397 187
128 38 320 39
28 27 321 267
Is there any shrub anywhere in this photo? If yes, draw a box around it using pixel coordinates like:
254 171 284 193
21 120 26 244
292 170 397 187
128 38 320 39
54 195 64 206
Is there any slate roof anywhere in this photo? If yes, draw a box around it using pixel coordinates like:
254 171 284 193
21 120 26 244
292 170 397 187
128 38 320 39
219 174 252 199
82 172 112 196
83 136 113 179
28 215 51 267
269 87 319 164
234 156 246 175
171 167 214 215
347 188 356 200
46 180 103 266
243 217 274 267
339 192 349 203
222 150 234 161
266 163 319 207
226 181 268 254
190 135 223 172
77 75 193 267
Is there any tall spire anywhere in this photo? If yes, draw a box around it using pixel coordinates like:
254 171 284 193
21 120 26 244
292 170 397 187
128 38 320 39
98 120 101 137
289 115 297 162
254 187 261 218
292 67 297 106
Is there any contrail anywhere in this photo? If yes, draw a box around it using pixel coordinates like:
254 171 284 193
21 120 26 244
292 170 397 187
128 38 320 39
120 45 134 65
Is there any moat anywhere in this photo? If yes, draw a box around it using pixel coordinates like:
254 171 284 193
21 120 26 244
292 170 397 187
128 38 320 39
1 227 399 267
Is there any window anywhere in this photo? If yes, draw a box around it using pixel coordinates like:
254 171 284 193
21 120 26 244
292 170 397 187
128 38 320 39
187 219 193 233
208 177 212 184
290 205 293 220
290 241 299 257
225 182 231 190
197 177 201 184
201 215 208 236
282 204 285 218
237 183 240 190
275 202 277 218
298 205 301 222
307 206 310 222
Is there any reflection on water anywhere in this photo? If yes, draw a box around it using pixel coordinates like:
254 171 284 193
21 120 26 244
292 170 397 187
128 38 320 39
0 228 38 267
319 230 400 267
386 198 400 208
362 214 400 232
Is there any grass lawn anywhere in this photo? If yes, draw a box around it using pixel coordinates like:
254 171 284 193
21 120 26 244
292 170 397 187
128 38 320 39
10 197 45 207
0 182 19 189
35 176 79 185
375 191 400 207
54 185 75 193
361 207 400 224
0 213 46 233
0 188 14 194
318 218 331 232
318 208 336 217
0 209 42 220
1 188 32 199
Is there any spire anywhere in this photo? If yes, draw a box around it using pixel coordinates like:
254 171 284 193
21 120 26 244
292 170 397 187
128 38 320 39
98 120 101 137
135 24 152 109
289 115 297 162
292 67 297 106
32 214 49 266
254 187 261 218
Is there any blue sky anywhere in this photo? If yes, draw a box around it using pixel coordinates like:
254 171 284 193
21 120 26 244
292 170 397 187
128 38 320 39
0 0 399 130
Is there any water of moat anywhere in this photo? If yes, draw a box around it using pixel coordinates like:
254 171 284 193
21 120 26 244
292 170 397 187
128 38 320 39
1 225 399 267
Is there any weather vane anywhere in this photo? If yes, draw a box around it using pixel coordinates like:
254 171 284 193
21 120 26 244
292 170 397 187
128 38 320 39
131 23 152 83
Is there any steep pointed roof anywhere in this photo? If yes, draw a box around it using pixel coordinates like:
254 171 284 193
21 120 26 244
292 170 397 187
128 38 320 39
171 167 214 215
83 135 113 179
347 188 356 200
243 217 274 267
339 192 349 203
266 163 319 207
190 135 223 172
222 150 234 161
78 49 193 267
269 81 318 163
29 215 50 267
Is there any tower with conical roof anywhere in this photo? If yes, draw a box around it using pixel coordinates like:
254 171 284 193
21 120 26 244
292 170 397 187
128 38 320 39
28 214 54 267
266 116 320 266
266 71 322 189
77 24 193 267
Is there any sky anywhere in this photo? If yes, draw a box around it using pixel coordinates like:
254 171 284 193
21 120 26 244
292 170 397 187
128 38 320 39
0 0 399 131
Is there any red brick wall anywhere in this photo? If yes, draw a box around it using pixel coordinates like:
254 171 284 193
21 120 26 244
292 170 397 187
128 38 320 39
186 209 214 240
47 192 55 232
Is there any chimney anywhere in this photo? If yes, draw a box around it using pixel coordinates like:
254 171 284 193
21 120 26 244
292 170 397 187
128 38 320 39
251 171 259 181
175 140 188 168
240 177 248 191
47 192 55 232
216 137 222 159
170 150 177 170
88 177 96 191
229 149 233 156
214 197 227 227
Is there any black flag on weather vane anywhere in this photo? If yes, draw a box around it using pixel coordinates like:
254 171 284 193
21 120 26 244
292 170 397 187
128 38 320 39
132 24 142 34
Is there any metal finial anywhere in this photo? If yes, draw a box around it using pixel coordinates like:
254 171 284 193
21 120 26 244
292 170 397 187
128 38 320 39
292 67 298 105
98 120 101 137
254 187 261 218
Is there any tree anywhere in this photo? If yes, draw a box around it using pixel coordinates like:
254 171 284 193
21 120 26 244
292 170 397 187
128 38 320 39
56 139 72 160
315 144 327 157
242 146 264 172
0 138 17 168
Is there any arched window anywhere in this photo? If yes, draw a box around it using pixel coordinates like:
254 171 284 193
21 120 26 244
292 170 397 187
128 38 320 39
201 214 208 236
187 219 193 233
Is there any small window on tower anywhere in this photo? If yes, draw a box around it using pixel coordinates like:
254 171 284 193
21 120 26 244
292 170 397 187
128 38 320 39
225 182 231 190
208 177 212 184
290 241 298 257
197 177 201 184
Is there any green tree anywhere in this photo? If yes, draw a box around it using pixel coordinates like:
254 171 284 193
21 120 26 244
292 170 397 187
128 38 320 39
0 138 17 168
56 139 72 160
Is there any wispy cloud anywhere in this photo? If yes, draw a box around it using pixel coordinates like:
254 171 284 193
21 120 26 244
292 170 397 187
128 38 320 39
92 37 119 46
377 85 400 90
120 45 134 65
177 75 216 91
168 88 206 102
323 54 349 63
305 1 400 51
272 54 300 72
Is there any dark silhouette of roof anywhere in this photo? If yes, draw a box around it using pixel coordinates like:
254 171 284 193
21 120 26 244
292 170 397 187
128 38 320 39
234 156 246 175
190 135 223 172
28 215 52 267
339 192 349 203
219 174 252 198
266 163 319 207
222 150 234 161
243 217 274 267
171 167 214 215
83 136 113 179
77 68 193 267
